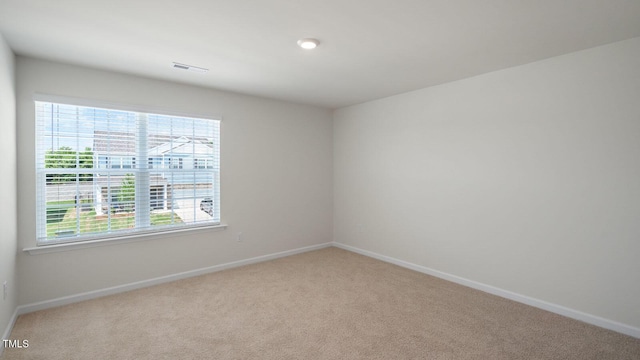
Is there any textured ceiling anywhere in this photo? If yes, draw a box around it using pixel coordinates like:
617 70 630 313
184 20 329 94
1 0 640 109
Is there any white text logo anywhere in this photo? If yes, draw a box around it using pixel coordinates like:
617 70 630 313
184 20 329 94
3 339 29 348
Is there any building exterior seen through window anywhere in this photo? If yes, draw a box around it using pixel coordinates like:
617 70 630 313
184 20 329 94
35 101 221 245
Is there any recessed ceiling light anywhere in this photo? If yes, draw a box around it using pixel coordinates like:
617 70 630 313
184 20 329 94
297 38 319 50
172 62 208 73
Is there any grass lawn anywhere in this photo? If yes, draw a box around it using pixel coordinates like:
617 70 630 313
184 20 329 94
46 204 183 238
46 200 76 224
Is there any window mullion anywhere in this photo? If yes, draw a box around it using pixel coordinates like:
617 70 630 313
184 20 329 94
136 113 150 229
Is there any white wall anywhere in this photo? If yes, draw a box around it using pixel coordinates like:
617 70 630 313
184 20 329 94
16 57 333 305
0 33 17 339
334 37 640 329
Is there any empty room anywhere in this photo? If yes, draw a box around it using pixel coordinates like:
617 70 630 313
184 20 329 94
1 0 640 359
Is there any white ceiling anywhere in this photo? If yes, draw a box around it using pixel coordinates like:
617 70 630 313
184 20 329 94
1 0 640 109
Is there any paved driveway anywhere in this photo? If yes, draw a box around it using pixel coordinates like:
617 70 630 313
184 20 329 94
172 198 212 223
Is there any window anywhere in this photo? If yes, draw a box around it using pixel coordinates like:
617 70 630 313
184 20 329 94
148 157 162 169
36 101 221 245
194 158 215 169
168 157 183 169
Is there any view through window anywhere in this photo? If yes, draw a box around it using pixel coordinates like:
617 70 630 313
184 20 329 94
35 101 220 245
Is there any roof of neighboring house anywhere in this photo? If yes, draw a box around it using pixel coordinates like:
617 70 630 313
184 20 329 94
149 136 214 156
93 131 213 155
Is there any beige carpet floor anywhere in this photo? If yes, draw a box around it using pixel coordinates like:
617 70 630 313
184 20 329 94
2 247 639 359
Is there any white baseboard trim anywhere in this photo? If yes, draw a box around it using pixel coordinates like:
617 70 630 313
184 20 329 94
1 306 20 356
17 242 332 316
332 242 640 339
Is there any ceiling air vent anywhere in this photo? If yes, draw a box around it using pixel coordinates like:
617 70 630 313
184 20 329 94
172 62 208 73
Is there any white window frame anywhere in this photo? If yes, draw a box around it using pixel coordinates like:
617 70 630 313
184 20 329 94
33 95 224 248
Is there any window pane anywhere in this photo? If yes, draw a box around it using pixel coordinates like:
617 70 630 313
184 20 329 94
36 101 221 245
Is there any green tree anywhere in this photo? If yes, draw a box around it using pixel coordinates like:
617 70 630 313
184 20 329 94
45 147 94 183
117 173 135 212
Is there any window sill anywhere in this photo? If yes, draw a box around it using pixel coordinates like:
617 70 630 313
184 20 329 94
23 223 228 255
